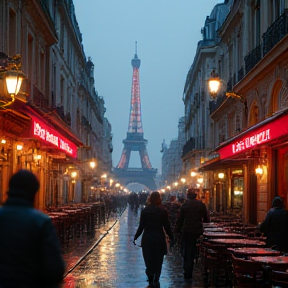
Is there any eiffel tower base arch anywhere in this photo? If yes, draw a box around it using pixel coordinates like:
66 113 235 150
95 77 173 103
113 168 157 191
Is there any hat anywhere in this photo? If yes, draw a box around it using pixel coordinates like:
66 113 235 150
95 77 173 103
8 169 39 201
272 196 284 208
187 188 197 199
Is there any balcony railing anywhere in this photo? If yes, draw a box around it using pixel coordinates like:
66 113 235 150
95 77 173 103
244 43 262 74
238 66 244 82
263 9 288 56
242 9 288 79
26 80 51 113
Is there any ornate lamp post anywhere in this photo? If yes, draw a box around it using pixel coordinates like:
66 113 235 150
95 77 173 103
207 70 243 101
0 52 26 107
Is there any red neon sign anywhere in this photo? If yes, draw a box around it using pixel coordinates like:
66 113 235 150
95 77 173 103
218 112 288 159
31 116 77 158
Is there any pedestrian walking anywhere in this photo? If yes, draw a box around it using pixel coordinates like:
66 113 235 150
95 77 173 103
163 195 181 232
0 169 66 288
133 191 174 288
259 196 288 252
175 188 209 280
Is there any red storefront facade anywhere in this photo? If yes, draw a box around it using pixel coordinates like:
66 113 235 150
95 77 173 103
0 103 83 211
209 108 288 224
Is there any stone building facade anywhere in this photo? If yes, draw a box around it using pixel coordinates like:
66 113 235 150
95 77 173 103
183 0 288 224
0 0 112 209
161 117 185 188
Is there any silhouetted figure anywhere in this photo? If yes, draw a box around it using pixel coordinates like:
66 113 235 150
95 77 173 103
0 169 65 288
176 188 209 280
259 196 288 252
128 192 139 210
139 191 149 206
134 191 174 288
163 195 181 232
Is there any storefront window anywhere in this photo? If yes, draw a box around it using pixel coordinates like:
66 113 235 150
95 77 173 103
232 176 243 209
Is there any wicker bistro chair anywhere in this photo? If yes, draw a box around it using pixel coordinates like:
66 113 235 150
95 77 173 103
230 254 266 287
202 240 231 287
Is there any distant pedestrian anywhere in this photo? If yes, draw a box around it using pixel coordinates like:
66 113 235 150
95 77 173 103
0 169 66 288
133 191 174 288
176 188 209 280
259 196 288 252
163 195 181 231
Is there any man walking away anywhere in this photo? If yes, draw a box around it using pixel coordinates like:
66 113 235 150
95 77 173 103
176 188 209 280
0 169 66 288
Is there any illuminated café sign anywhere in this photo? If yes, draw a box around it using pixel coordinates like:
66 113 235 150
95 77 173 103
218 112 288 159
31 116 77 158
232 129 270 154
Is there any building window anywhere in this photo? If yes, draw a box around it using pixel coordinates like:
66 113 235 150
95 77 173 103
9 8 16 56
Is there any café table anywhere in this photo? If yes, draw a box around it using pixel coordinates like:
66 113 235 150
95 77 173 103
250 256 288 272
204 227 226 232
203 232 244 239
203 223 218 228
209 238 266 247
227 247 281 258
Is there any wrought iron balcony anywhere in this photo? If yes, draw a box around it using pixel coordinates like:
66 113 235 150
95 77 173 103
245 43 262 74
263 9 288 56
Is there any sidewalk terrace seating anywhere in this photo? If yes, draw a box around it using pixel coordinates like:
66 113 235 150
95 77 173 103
45 202 106 247
198 214 270 287
230 254 265 287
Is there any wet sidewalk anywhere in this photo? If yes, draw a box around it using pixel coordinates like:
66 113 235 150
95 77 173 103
62 212 121 276
61 207 205 288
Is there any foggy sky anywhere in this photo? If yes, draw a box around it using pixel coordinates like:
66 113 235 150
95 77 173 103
73 0 222 174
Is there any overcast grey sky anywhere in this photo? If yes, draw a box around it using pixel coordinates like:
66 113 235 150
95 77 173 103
73 0 222 174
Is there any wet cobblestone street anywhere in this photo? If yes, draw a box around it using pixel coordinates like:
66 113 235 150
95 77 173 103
61 206 205 288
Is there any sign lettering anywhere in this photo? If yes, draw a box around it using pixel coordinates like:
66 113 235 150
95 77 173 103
32 117 77 158
218 112 288 159
232 129 270 153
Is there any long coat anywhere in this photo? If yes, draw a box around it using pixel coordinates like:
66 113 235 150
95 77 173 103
259 207 288 252
134 205 174 255
176 198 209 235
0 197 66 288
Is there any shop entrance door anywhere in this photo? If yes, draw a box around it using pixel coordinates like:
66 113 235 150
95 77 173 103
231 175 243 210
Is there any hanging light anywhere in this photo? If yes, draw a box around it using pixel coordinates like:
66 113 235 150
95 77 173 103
255 165 264 177
208 70 221 100
0 53 26 107
218 172 225 179
5 70 24 96
89 161 96 169
207 69 242 101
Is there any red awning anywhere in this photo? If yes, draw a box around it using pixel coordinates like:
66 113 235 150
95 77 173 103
216 108 288 159
20 105 83 158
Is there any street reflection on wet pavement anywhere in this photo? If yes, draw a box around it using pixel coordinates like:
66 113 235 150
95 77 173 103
61 207 204 288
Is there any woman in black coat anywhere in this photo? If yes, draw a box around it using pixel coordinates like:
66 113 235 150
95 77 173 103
133 191 174 288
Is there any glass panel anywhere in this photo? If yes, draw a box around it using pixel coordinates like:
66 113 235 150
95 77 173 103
232 176 243 208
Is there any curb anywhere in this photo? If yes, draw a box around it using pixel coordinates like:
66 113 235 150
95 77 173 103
64 208 125 277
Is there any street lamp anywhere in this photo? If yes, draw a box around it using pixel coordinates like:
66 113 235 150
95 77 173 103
218 172 225 179
208 70 242 101
255 165 264 177
89 161 96 169
0 52 26 107
191 171 197 177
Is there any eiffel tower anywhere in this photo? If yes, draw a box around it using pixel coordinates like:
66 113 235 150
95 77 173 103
113 43 157 190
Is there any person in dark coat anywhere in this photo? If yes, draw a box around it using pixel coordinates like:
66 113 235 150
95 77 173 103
133 191 174 288
176 188 209 280
259 196 288 252
0 169 66 288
